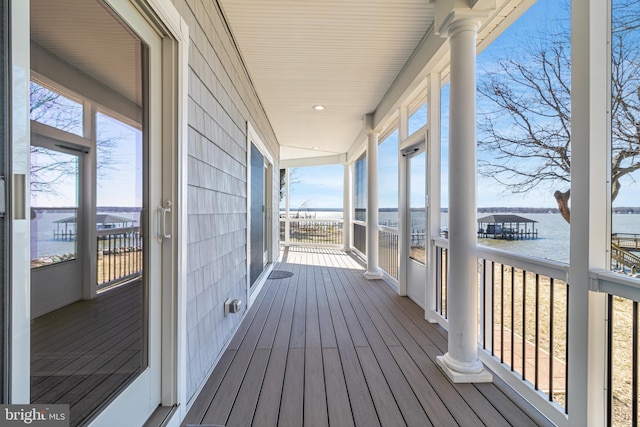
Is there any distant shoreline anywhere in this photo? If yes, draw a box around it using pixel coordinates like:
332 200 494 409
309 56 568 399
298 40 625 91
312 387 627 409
281 207 640 214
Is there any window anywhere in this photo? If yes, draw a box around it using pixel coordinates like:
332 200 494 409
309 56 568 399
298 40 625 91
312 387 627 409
354 153 367 222
30 81 83 136
378 130 398 226
440 82 449 236
475 0 570 262
408 102 427 135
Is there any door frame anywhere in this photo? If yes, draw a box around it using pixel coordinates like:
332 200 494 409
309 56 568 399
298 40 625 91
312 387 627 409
8 0 190 421
246 122 274 308
399 128 428 309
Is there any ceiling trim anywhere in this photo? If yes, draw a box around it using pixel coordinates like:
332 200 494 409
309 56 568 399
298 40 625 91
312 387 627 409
281 153 347 169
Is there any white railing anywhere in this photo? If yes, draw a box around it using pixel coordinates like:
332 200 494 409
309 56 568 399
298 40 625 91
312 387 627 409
353 220 367 255
591 269 640 426
432 238 571 425
476 245 570 426
97 226 142 288
279 218 344 247
379 225 399 281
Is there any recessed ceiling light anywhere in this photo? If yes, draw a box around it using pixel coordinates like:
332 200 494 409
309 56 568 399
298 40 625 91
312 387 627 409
312 105 325 111
312 146 320 150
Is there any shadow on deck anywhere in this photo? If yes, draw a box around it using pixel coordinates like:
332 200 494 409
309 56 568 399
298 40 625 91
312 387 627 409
183 247 553 427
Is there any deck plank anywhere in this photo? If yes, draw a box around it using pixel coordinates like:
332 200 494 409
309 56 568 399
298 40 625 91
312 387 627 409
181 350 235 425
322 347 355 427
226 349 271 427
183 248 553 427
343 266 494 426
278 348 305 427
200 273 281 425
30 282 144 427
251 271 300 426
303 268 328 426
355 346 407 427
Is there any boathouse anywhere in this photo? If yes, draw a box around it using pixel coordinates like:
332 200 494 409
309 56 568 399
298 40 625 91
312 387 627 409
477 214 538 240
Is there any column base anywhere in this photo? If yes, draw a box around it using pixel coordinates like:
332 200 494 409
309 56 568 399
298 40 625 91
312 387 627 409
436 355 493 383
364 269 383 280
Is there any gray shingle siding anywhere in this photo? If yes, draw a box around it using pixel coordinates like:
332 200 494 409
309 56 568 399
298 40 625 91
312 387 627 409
173 0 279 400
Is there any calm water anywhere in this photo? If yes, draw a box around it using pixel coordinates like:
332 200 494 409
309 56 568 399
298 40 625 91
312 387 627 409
31 210 139 258
298 210 640 264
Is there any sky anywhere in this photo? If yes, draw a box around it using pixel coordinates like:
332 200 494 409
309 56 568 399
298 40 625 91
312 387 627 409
285 0 640 210
30 81 144 208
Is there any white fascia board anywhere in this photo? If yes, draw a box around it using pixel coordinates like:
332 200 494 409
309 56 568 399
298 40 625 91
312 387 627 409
280 153 347 168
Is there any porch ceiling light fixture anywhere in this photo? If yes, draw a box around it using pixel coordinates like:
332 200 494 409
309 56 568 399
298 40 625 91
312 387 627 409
312 105 325 111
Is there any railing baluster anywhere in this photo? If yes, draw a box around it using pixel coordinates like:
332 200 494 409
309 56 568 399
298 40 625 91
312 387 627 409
535 273 540 391
522 269 526 380
511 265 515 371
482 258 487 350
607 294 613 427
491 261 495 356
549 277 555 402
501 264 505 363
565 282 570 415
444 248 448 318
436 247 442 314
633 301 638 426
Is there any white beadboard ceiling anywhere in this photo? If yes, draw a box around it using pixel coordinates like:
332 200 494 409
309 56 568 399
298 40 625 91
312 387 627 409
30 0 142 107
218 0 436 162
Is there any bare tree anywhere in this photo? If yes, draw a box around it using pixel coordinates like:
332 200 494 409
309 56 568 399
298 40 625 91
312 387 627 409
477 2 640 223
279 168 300 200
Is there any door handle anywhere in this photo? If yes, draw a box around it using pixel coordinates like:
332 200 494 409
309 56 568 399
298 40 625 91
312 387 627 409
158 200 172 241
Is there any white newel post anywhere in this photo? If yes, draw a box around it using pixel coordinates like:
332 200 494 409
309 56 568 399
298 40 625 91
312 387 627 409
436 16 492 382
365 129 383 279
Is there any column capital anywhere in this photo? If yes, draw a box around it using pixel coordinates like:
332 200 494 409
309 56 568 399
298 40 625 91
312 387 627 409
362 113 382 137
437 11 484 39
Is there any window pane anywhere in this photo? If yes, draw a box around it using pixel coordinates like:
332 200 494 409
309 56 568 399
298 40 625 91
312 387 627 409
476 0 570 263
30 81 83 136
379 130 398 227
355 154 367 222
441 83 449 237
408 103 427 135
410 151 426 263
611 0 640 279
96 112 143 286
30 147 79 268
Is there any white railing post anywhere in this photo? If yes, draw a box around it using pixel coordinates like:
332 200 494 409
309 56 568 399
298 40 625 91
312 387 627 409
569 0 609 424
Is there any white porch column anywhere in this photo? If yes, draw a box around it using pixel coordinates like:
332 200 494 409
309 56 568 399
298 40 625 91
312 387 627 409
343 163 353 251
436 16 491 383
365 127 383 279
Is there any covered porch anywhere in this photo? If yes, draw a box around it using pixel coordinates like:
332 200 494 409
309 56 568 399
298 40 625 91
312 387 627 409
183 247 551 427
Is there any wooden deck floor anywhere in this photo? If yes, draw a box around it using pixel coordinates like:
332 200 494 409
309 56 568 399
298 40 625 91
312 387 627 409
183 247 553 427
31 280 144 427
